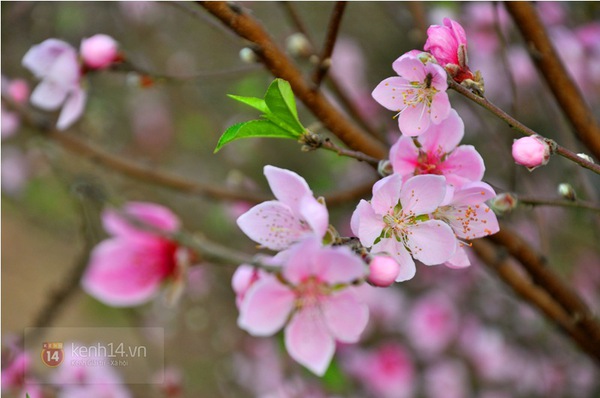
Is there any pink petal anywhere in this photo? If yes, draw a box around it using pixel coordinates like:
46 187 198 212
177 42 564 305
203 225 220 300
282 237 321 284
46 49 80 88
103 202 180 239
441 145 485 185
284 306 335 376
399 102 431 136
314 245 367 284
446 204 499 240
406 220 457 265
22 39 75 78
56 87 86 130
355 200 386 248
393 56 426 82
400 175 447 215
445 18 467 47
450 181 496 206
371 174 403 215
264 165 312 214
298 195 329 239
321 289 368 343
81 238 172 307
427 63 449 92
444 245 471 269
372 76 410 112
389 137 419 179
238 277 295 336
237 201 306 251
29 80 68 110
419 109 464 154
429 92 451 125
372 238 416 282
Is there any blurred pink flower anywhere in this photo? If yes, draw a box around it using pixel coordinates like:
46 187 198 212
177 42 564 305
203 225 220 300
2 77 30 139
368 255 401 287
82 202 183 307
237 166 328 251
1 147 31 196
372 52 451 136
1 351 43 398
351 174 457 282
406 292 459 356
80 34 119 70
22 38 86 130
342 342 415 398
237 237 368 376
390 109 485 187
424 359 470 398
424 18 475 82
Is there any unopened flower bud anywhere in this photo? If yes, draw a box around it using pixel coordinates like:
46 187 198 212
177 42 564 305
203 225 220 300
512 135 552 171
489 192 518 215
239 47 258 64
286 33 313 58
80 34 119 69
557 183 576 201
576 153 594 164
368 256 400 287
378 159 393 177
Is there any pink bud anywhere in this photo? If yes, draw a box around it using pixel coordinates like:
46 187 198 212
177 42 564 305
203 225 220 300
8 79 30 104
368 256 401 287
511 135 552 170
80 34 119 69
424 18 474 83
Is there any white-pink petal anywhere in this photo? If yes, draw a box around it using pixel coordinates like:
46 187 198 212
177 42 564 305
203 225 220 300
298 195 329 239
419 109 465 154
264 165 312 214
442 145 486 185
238 277 295 336
429 92 451 125
371 174 403 215
29 80 69 110
321 289 368 343
282 237 321 284
22 39 75 78
355 200 386 248
371 77 409 112
444 245 471 269
405 220 457 265
399 102 430 136
393 56 426 82
315 246 367 285
56 87 86 130
284 306 335 376
390 137 419 178
400 175 447 215
237 200 307 251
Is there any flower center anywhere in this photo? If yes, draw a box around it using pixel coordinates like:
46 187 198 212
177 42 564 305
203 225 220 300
294 276 329 309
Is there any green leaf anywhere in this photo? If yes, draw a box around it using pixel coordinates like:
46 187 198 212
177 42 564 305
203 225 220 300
214 120 298 153
264 79 305 135
227 94 268 114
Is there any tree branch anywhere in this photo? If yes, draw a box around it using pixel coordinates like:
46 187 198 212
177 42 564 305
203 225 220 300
198 1 388 160
311 1 347 87
505 1 600 161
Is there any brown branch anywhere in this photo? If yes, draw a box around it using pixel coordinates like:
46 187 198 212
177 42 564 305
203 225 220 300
517 196 600 213
311 1 347 87
472 239 600 363
198 1 388 160
449 80 600 175
488 226 600 347
505 2 600 161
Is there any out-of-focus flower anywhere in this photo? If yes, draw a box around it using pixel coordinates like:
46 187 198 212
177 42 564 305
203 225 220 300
1 147 31 197
424 18 475 83
424 359 471 398
389 109 485 187
80 34 119 70
22 38 86 130
372 52 451 136
2 77 30 139
351 174 457 282
237 237 369 376
512 135 552 170
82 202 185 307
237 166 328 251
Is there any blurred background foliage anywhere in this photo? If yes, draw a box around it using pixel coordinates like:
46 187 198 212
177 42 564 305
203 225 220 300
2 2 600 397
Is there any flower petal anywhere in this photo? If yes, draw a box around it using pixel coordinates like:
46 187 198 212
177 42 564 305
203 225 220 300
399 102 431 136
441 145 485 186
264 165 312 214
419 109 464 154
298 195 329 239
56 87 86 130
315 245 367 285
429 92 451 125
400 175 447 215
322 289 368 343
237 201 306 251
372 77 410 112
238 277 295 336
353 199 385 248
393 56 426 82
81 239 171 307
444 244 471 269
405 220 457 265
284 306 335 376
103 202 180 239
372 238 416 282
22 39 74 78
389 137 419 179
283 237 321 284
29 80 68 110
371 174 403 215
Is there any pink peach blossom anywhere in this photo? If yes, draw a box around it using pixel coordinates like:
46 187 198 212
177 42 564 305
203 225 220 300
82 202 183 307
425 18 475 82
237 237 368 376
80 34 119 69
237 165 328 251
372 52 451 136
351 174 457 282
22 38 86 130
389 109 485 187
512 135 552 170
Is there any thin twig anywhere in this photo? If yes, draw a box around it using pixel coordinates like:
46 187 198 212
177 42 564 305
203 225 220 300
311 1 347 87
198 1 388 159
449 80 600 175
279 2 314 44
320 138 380 166
505 2 600 161
517 196 600 213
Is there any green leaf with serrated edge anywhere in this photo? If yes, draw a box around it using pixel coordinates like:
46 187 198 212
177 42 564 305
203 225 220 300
227 94 269 114
264 79 305 134
214 120 298 153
